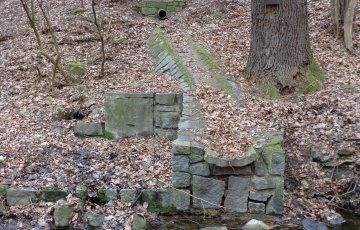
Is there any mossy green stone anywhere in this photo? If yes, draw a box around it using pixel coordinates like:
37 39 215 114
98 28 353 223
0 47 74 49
75 185 88 200
66 63 86 81
132 214 147 230
0 184 9 197
6 188 36 206
97 188 107 204
40 189 68 202
86 210 105 228
53 205 73 228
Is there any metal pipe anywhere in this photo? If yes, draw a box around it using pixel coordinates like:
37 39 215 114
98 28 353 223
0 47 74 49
157 9 167 20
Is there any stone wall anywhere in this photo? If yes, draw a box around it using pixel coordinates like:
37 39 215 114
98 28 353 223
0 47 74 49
136 0 186 18
104 92 182 140
171 131 285 215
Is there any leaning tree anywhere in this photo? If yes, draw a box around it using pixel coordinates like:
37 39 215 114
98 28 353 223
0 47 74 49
245 0 320 95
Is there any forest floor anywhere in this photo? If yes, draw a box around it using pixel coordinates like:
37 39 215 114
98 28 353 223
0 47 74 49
0 0 359 229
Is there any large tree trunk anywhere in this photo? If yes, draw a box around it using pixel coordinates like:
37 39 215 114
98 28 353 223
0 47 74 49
245 0 313 94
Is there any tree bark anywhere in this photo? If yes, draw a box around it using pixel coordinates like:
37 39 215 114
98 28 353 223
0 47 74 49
245 0 313 94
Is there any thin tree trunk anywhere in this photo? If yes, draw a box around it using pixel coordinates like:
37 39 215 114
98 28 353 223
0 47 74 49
245 0 313 94
92 0 106 76
344 0 357 50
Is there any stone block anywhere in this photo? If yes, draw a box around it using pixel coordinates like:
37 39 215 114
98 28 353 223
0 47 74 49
155 93 177 105
141 7 157 16
86 210 105 229
40 189 68 202
189 142 205 163
157 189 173 209
192 176 225 209
0 202 5 216
266 178 284 215
204 147 258 167
120 189 138 202
172 189 190 211
132 213 147 230
155 128 178 140
249 191 272 202
53 205 73 229
105 92 154 139
75 185 88 200
156 105 180 112
254 158 265 177
211 165 252 176
248 202 265 214
189 162 210 176
224 176 249 212
6 188 36 206
155 112 180 129
172 172 190 188
172 139 191 155
252 176 276 190
73 122 104 137
0 184 8 197
172 155 190 172
270 152 285 176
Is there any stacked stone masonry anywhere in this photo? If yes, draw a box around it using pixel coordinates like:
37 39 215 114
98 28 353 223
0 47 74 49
104 92 182 140
136 0 186 18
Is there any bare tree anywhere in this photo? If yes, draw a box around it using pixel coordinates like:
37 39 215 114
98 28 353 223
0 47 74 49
331 0 358 51
91 0 106 76
20 0 68 88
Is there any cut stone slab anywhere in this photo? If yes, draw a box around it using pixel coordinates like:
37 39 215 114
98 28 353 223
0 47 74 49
242 219 270 230
172 172 191 188
155 93 182 105
154 128 178 140
211 165 252 176
189 162 210 176
224 176 249 212
155 112 180 129
86 210 105 229
73 122 104 137
6 188 36 206
172 139 191 155
266 177 284 215
248 202 265 214
172 189 190 211
53 205 73 229
120 189 138 202
172 155 190 172
252 176 276 190
192 176 225 209
132 214 147 230
249 191 272 202
157 189 174 209
105 92 154 139
204 146 258 167
40 189 68 202
189 142 205 163
269 152 285 176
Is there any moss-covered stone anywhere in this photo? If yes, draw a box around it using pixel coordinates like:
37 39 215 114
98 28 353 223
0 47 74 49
75 185 88 200
53 205 73 228
261 81 280 100
6 188 36 206
0 184 9 197
86 210 105 229
132 214 147 230
40 189 68 202
66 62 86 81
300 61 324 94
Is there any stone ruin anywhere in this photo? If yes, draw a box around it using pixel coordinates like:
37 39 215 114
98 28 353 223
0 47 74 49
136 0 186 19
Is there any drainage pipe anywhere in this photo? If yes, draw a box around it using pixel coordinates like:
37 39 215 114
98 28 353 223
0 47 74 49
157 9 167 20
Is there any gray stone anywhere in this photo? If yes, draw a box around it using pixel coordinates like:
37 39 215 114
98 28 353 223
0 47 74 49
86 210 105 229
248 202 265 214
155 93 180 105
0 202 5 216
266 177 284 215
192 176 225 209
141 190 157 204
105 92 154 139
120 189 138 202
252 176 276 190
322 211 345 226
73 122 104 137
204 147 258 167
40 189 68 202
173 155 190 172
311 146 334 162
249 191 272 202
301 179 310 190
254 158 265 176
200 227 227 230
105 188 118 201
132 214 147 230
0 184 8 197
270 152 285 176
189 162 210 176
302 218 328 230
53 205 73 228
172 172 190 188
242 219 270 230
172 139 191 155
224 176 249 212
172 189 190 211
155 55 173 72
157 189 173 208
155 112 180 129
211 165 252 176
52 126 63 135
156 105 181 112
190 142 205 163
75 185 88 200
338 148 355 156
6 188 36 206
154 128 178 140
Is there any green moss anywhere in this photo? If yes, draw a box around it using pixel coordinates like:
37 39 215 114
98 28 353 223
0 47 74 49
214 74 237 101
212 9 224 19
56 109 65 120
97 188 107 204
300 61 324 94
261 81 280 100
193 45 220 73
147 199 174 213
78 184 87 190
103 130 114 140
0 184 9 197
